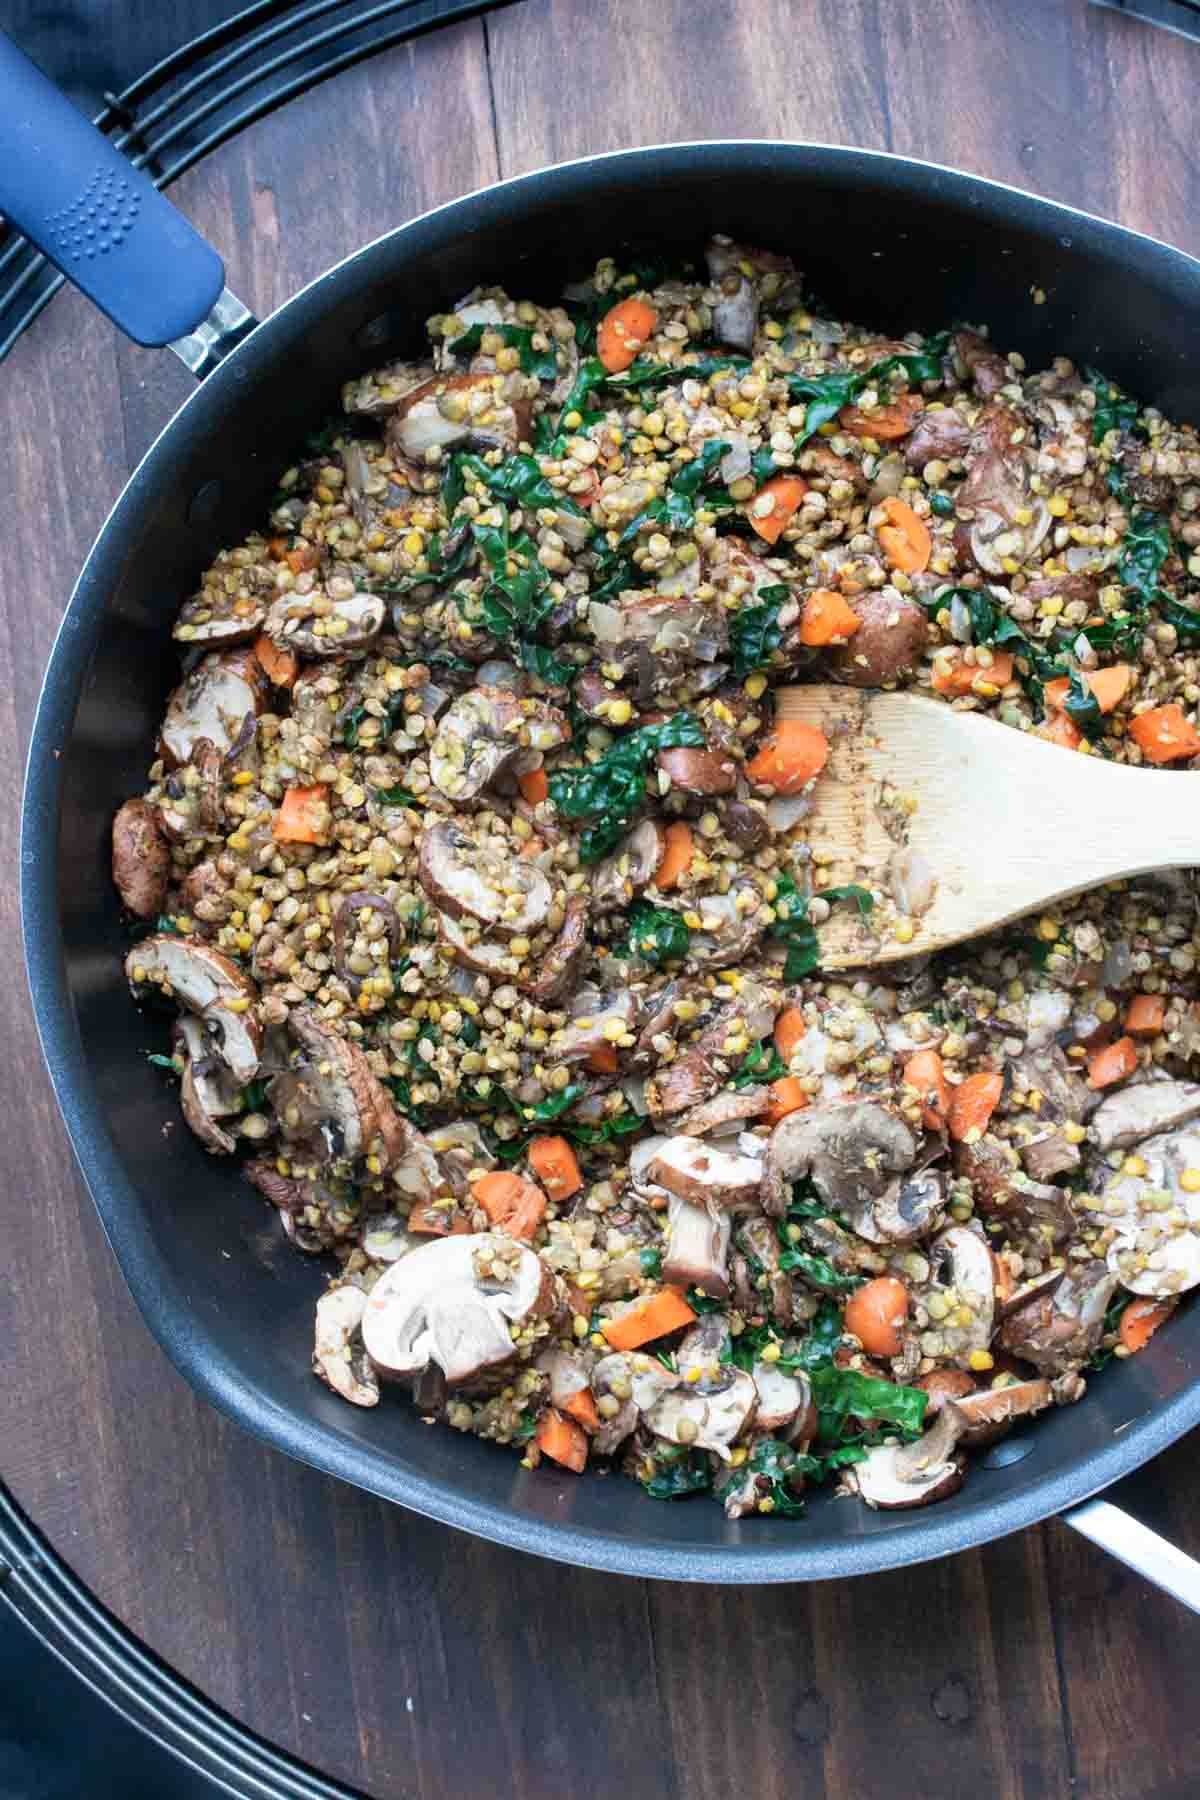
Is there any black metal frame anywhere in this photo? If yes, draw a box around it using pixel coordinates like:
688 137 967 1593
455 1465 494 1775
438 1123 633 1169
0 0 515 362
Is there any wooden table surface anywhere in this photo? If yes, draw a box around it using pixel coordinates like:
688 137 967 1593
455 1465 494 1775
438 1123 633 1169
6 2 1200 1794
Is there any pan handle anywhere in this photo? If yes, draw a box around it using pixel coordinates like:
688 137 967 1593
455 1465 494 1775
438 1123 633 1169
1063 1497 1200 1614
0 32 256 369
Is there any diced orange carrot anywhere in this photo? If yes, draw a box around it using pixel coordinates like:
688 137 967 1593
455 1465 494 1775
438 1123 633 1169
519 836 546 859
932 650 1015 696
765 1077 810 1124
272 783 330 845
1088 1035 1138 1090
773 1006 808 1062
990 1252 1016 1309
253 634 299 689
268 536 289 560
267 536 320 574
1124 994 1166 1038
1120 1297 1173 1354
518 767 549 805
1043 677 1070 712
904 1049 950 1130
1086 663 1133 713
407 1199 470 1236
947 1070 1004 1141
1037 711 1084 752
745 719 830 794
877 496 932 573
563 1387 601 1430
472 1170 548 1241
839 393 925 440
1129 703 1200 764
597 297 657 374
535 1407 588 1472
844 1277 910 1357
601 1287 697 1351
587 1043 619 1075
749 475 809 545
798 587 863 647
654 821 694 892
528 1135 583 1203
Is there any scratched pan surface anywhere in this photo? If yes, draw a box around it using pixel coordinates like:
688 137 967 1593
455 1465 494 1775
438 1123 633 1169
21 141 1200 1581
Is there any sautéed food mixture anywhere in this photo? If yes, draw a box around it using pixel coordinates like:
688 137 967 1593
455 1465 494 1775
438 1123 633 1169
115 240 1200 1517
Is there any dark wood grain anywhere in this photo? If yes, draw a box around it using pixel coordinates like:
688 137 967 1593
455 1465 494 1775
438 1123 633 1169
6 2 1200 1795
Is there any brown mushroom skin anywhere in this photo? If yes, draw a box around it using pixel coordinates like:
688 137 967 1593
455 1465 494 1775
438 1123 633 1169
657 746 738 794
829 591 930 688
526 896 589 1004
112 798 170 918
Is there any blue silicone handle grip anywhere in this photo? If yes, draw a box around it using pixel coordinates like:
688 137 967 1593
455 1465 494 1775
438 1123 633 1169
0 32 225 346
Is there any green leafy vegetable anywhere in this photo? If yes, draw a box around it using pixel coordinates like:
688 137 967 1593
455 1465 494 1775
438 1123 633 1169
746 1438 808 1517
811 1365 928 1441
1118 507 1172 609
447 322 559 383
512 1407 539 1444
522 1085 587 1123
730 1042 789 1090
516 640 574 688
604 354 751 394
784 1301 844 1372
785 334 948 445
929 491 955 518
686 1287 727 1315
640 1248 662 1278
731 582 790 677
818 884 874 917
641 1446 712 1500
1088 1290 1134 1371
776 1243 864 1294
1085 367 1141 446
766 874 820 980
548 712 705 862
240 1078 270 1112
372 785 420 808
1063 669 1105 742
146 1052 179 1072
559 1111 648 1149
446 450 588 525
620 899 690 965
155 914 182 935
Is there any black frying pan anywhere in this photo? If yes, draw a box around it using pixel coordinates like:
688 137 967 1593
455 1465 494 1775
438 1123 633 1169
9 28 1200 1594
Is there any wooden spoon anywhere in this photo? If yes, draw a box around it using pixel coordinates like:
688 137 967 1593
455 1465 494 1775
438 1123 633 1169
774 684 1197 970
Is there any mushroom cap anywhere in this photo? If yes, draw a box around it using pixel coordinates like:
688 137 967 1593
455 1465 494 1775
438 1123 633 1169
314 1284 380 1409
174 1015 242 1155
111 798 170 919
647 1136 764 1212
849 1438 964 1509
953 1378 1052 1441
1089 1080 1200 1153
644 1366 757 1462
554 991 639 1063
926 1226 996 1363
173 586 268 647
430 686 567 801
125 933 261 1084
763 1101 918 1223
283 1008 415 1173
662 1194 732 1298
592 1350 681 1415
673 1086 769 1137
435 908 520 979
828 590 929 688
682 881 766 970
751 1362 808 1434
418 821 552 933
160 650 265 768
264 588 384 657
657 746 738 794
592 819 667 911
997 1258 1115 1372
362 1232 559 1388
525 896 589 1004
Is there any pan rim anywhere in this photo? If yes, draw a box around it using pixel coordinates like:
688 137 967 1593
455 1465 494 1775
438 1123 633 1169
20 138 1200 1582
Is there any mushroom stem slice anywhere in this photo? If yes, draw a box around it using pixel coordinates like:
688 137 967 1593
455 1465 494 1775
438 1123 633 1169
418 821 552 932
125 934 261 1084
644 1367 758 1462
662 1195 732 1298
314 1285 380 1409
647 1137 764 1213
849 1438 964 1509
112 798 170 918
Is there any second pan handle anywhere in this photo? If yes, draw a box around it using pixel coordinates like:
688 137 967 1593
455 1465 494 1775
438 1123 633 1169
0 31 255 365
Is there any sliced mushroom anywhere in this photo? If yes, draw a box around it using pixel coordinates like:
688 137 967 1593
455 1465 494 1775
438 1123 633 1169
924 1227 996 1363
125 934 261 1084
673 1087 769 1136
997 1258 1116 1372
590 1350 678 1455
1089 1079 1200 1153
174 1015 242 1155
436 908 518 979
385 372 532 461
904 406 971 471
1020 1129 1081 1184
644 1366 757 1461
426 1120 496 1197
627 1135 674 1205
829 589 930 689
360 1216 424 1264
342 358 438 418
953 1378 1052 1444
705 235 759 352
683 880 767 970
954 1134 1075 1249
1007 1044 1099 1124
313 1284 380 1409
173 585 267 648
361 1232 559 1388
847 1437 963 1509
676 1314 732 1381
112 797 170 918
332 891 401 991
592 819 666 911
279 1007 413 1172
554 990 639 1063
762 1101 918 1225
662 1193 731 1297
264 587 384 658
645 1000 756 1119
657 746 738 794
525 896 589 1004
418 821 551 932
752 1363 808 1434
177 858 232 928
647 1137 763 1212
160 650 266 768
535 1345 595 1410
1094 1122 1200 1299
430 686 568 801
